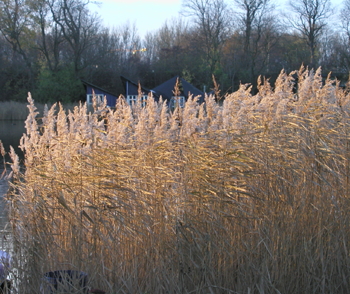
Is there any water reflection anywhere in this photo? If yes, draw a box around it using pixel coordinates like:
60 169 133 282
0 120 22 252
0 120 25 161
0 171 8 231
0 169 11 254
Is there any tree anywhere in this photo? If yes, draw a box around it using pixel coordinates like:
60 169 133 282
341 0 350 41
288 0 332 68
332 0 350 73
234 0 269 52
47 0 103 74
234 0 278 82
33 64 84 103
83 23 143 96
0 0 37 82
32 0 64 72
150 18 193 84
182 0 231 83
317 17 350 76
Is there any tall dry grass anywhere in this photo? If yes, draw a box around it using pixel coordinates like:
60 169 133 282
5 67 350 293
0 100 78 120
0 101 29 121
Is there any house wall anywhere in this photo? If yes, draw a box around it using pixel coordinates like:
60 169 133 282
125 81 140 96
86 85 118 107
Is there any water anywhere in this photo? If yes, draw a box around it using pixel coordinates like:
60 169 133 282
0 120 25 162
0 170 9 230
0 119 24 238
0 168 11 256
0 120 23 255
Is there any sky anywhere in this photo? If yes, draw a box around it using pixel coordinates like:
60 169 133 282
90 0 344 39
89 0 183 38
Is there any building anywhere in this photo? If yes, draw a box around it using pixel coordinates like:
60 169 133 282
120 75 154 107
83 76 205 108
82 80 118 107
151 76 205 109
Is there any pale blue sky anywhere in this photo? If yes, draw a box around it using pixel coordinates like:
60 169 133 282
90 0 344 39
90 0 183 38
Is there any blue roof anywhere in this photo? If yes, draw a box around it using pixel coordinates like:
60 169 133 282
152 76 204 103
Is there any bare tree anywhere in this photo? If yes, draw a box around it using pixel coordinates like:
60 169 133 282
182 0 231 76
155 18 189 51
32 0 65 72
288 0 332 67
234 0 278 81
152 18 191 78
47 0 102 74
341 0 350 41
0 0 36 74
235 0 271 52
322 0 350 73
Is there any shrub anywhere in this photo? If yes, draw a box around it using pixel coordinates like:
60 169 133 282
33 65 85 104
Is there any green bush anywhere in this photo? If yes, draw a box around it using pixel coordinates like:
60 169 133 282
34 65 85 104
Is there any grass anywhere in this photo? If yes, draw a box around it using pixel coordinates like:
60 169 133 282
3 67 350 293
0 101 79 120
0 101 29 121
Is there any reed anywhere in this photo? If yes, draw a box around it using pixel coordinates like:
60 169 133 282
5 67 350 293
0 101 29 121
0 101 78 120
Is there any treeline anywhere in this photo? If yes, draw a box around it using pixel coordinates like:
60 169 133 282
0 0 348 103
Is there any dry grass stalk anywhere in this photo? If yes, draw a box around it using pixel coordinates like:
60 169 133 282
4 67 350 293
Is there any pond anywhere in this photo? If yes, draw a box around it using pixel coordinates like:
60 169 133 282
0 168 12 260
0 120 24 250
0 170 9 231
0 120 25 163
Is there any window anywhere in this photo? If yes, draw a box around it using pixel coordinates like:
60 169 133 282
170 96 185 109
87 94 104 104
127 95 148 107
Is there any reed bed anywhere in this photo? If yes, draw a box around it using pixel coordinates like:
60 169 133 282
4 67 350 293
0 101 29 121
0 101 78 120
